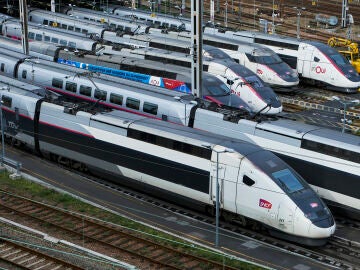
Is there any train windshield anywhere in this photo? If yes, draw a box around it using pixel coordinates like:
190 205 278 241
253 54 282 64
317 43 360 81
244 75 264 88
202 76 231 96
204 48 232 60
272 169 305 193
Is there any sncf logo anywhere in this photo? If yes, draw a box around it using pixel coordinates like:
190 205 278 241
259 199 272 209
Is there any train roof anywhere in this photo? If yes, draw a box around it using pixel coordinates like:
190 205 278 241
258 118 360 151
3 18 97 39
225 30 329 48
0 74 46 96
97 108 264 157
28 8 107 29
7 53 196 102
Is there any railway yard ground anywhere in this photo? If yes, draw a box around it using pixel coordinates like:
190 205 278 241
0 169 263 270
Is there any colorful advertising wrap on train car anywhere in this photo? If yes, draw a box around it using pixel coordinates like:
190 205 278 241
57 58 191 93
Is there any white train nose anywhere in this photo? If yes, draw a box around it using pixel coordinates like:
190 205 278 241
308 218 336 238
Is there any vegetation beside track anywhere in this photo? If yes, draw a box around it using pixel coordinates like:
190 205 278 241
0 171 266 270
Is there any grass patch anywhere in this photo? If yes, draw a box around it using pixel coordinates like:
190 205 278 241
0 172 266 270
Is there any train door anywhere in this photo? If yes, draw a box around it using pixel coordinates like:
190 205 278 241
277 202 295 233
297 43 314 78
210 161 226 210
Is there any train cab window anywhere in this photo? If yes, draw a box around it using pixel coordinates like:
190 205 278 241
68 42 76 48
75 27 81 32
28 32 35 39
52 78 63 89
110 93 123 105
51 37 59 44
1 95 12 108
272 169 304 193
22 70 27 79
1 63 4 72
60 40 67 46
79 85 92 96
43 19 48 25
44 35 50 42
143 102 158 115
68 26 74 31
94 89 107 100
65 81 77 93
35 34 42 41
126 97 140 110
246 53 256 62
243 176 255 186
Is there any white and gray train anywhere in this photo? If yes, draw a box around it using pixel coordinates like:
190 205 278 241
204 29 360 93
28 8 149 37
0 15 102 52
0 47 252 125
0 35 282 114
0 41 252 113
113 46 283 114
0 89 336 246
56 6 299 89
100 6 360 93
0 46 358 221
102 5 190 31
106 29 299 90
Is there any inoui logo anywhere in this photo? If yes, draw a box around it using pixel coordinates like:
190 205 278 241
259 199 272 209
315 66 326 74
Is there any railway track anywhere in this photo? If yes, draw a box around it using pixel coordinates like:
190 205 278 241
0 189 241 270
0 237 86 270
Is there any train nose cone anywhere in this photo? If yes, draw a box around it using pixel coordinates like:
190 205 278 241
313 217 335 228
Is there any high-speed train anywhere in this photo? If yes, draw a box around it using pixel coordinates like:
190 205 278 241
0 89 336 246
147 29 299 89
0 47 252 124
28 8 149 36
0 36 281 114
0 15 103 52
0 40 252 113
56 6 298 89
0 43 358 220
114 46 282 114
63 5 186 32
102 5 190 31
205 29 360 93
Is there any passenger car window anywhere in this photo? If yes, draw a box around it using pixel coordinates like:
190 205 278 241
126 97 140 110
79 85 92 96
